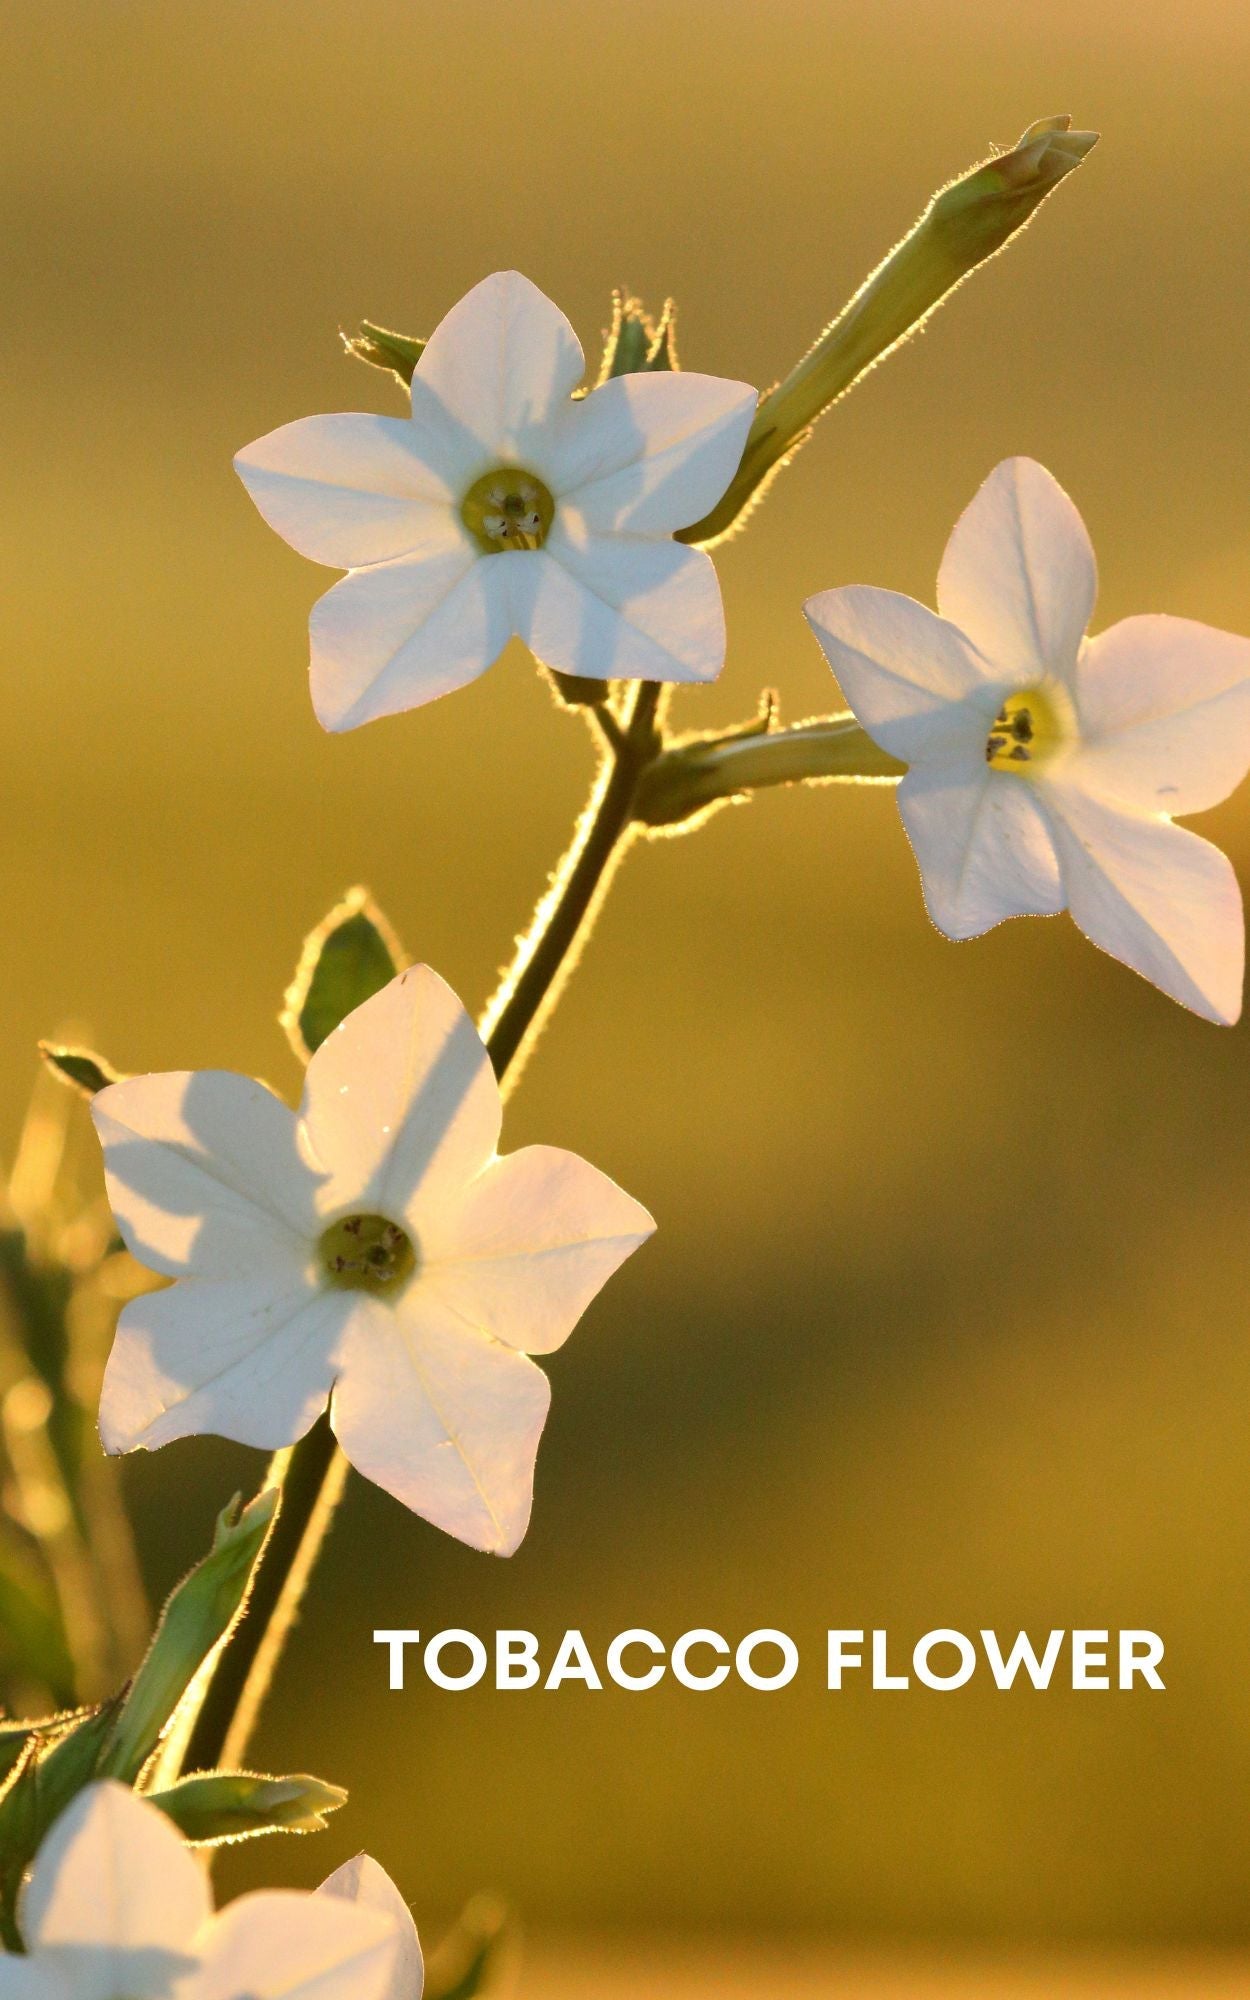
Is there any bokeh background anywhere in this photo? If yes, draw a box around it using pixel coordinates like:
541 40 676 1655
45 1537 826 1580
5 0 1250 1989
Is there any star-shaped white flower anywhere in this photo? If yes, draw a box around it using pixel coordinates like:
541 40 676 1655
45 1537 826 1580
318 1854 423 2000
235 270 757 730
91 967 654 1554
805 456 1250 1023
0 1782 407 2000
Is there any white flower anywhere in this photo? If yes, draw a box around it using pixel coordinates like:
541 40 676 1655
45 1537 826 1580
0 1781 406 2000
235 270 757 730
91 967 654 1555
805 456 1250 1023
318 1855 423 2000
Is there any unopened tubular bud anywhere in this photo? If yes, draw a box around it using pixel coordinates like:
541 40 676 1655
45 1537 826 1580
680 115 1098 548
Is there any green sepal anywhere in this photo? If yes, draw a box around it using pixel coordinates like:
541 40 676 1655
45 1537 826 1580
342 322 426 385
601 293 680 380
97 1489 278 1786
282 887 407 1062
37 1042 123 1099
545 668 613 710
148 1769 347 1846
930 114 1099 266
425 1894 511 2000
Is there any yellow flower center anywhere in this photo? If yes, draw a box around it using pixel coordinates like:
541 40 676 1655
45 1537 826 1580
461 467 555 553
985 684 1071 773
319 1213 416 1295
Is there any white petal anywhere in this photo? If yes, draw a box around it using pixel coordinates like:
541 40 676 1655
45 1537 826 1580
100 1277 350 1454
331 1293 550 1555
308 544 512 733
1041 781 1244 1023
234 415 463 568
318 1857 423 2000
412 271 585 465
543 371 756 533
300 968 501 1224
519 529 727 683
803 587 1000 762
897 758 1063 939
0 1960 66 2000
91 1074 313 1280
423 1145 654 1355
22 1784 208 1958
1070 614 1250 815
191 1892 400 2000
936 457 1097 681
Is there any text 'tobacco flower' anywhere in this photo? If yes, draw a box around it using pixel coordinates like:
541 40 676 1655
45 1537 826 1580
805 457 1250 1022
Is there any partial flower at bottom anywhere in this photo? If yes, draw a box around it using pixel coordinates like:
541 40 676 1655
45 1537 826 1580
0 1782 406 2000
235 269 758 730
805 456 1250 1023
91 967 655 1554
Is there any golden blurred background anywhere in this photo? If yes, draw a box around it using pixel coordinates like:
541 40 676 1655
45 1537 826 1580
5 0 1250 1987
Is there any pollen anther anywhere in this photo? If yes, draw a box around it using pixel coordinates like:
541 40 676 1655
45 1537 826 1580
985 684 1071 774
318 1213 417 1295
461 467 556 553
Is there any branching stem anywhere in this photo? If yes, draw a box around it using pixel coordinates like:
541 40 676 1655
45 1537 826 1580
179 682 663 1778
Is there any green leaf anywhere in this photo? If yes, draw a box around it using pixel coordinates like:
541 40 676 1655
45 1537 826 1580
149 1769 347 1845
342 322 426 385
97 1489 278 1786
0 1699 121 1939
0 1706 88 1784
0 1727 33 1795
37 1042 123 1098
282 887 407 1061
0 1496 277 1936
425 1895 511 2000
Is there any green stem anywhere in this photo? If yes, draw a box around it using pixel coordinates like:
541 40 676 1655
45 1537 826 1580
634 711 904 828
179 683 663 1777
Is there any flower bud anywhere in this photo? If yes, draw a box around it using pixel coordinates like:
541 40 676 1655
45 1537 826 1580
681 115 1098 547
99 1489 278 1785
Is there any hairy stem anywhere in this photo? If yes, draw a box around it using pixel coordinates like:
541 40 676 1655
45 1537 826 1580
179 683 663 1777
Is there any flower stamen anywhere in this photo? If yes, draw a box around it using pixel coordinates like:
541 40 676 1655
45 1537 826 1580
461 467 555 553
985 685 1069 772
319 1213 417 1295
